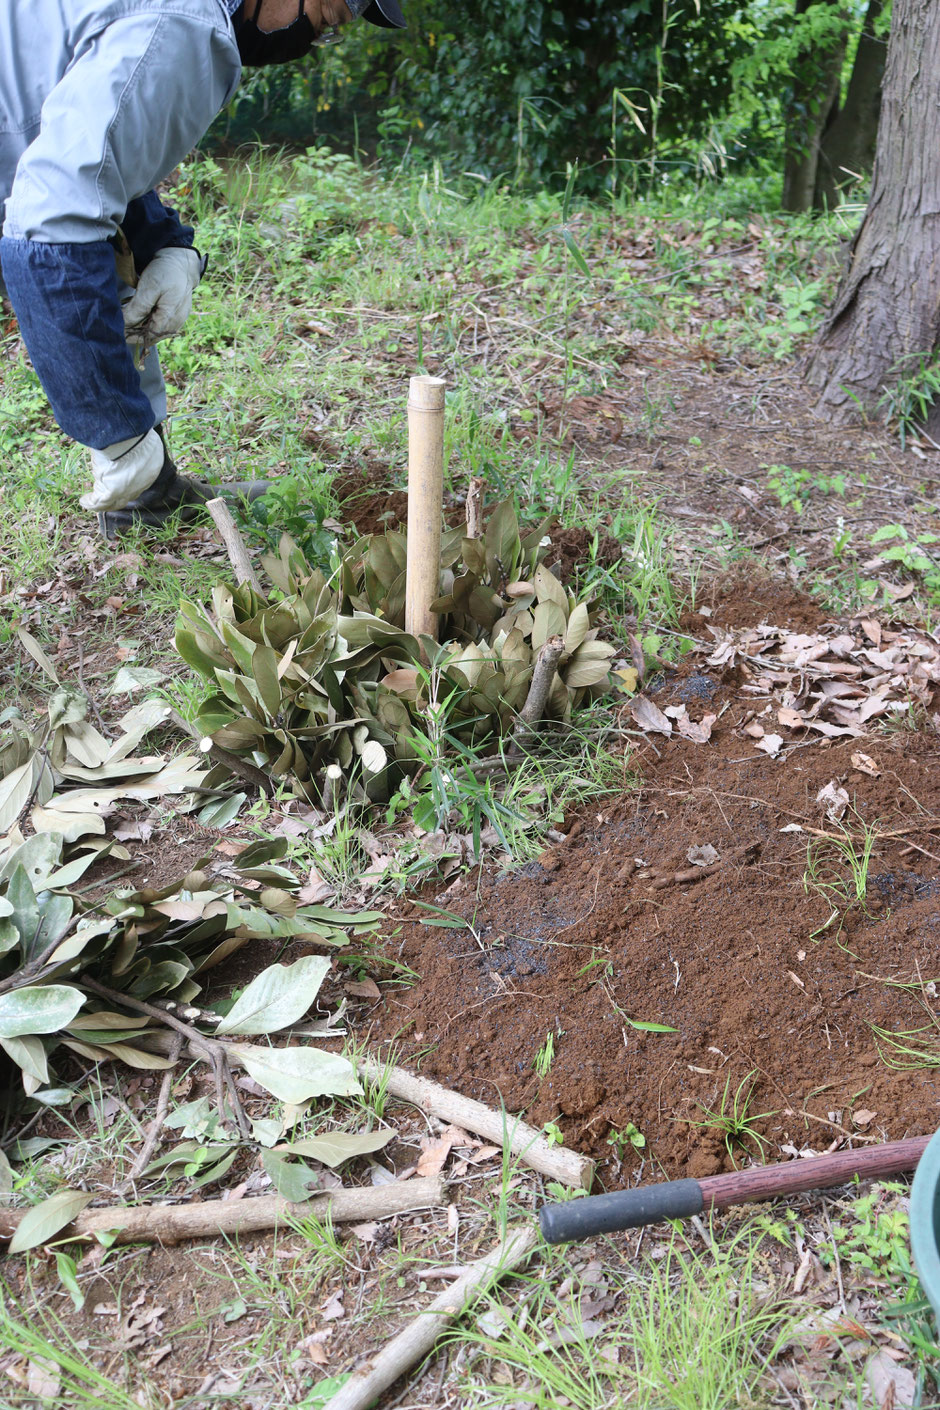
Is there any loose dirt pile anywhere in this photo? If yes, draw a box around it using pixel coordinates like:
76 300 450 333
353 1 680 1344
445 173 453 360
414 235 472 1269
369 579 940 1188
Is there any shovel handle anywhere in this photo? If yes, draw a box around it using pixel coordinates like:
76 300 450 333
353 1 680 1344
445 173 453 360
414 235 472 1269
540 1180 703 1244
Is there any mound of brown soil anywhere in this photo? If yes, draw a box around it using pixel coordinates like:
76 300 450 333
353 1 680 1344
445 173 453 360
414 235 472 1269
370 662 940 1187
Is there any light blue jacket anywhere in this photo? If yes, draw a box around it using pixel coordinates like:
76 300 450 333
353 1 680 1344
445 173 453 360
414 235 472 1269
0 0 242 448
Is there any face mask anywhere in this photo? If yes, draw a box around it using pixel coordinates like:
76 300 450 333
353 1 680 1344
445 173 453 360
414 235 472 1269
235 0 317 66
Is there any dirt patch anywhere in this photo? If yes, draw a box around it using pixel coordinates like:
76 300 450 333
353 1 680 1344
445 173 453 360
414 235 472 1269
545 524 623 583
681 565 831 633
369 656 940 1188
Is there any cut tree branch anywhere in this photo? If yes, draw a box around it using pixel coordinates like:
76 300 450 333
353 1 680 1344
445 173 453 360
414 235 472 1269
322 1225 538 1410
0 1178 446 1247
357 1058 594 1190
510 633 565 757
206 497 262 593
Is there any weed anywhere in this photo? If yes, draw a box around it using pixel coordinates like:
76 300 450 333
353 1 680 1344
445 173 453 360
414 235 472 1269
607 1121 646 1158
533 1031 556 1079
877 352 940 449
766 462 846 515
683 1069 777 1166
542 1120 564 1146
803 814 878 946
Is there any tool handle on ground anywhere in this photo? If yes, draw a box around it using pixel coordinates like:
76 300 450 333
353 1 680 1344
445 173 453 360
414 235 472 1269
540 1134 932 1244
540 1180 703 1243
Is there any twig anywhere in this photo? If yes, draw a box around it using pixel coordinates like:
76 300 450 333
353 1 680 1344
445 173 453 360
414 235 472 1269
0 1178 446 1248
122 1033 183 1188
322 1225 538 1410
79 976 250 1140
510 634 565 757
206 498 262 592
466 475 484 540
164 707 276 798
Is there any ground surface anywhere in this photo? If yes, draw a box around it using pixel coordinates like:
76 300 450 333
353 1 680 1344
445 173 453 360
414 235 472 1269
2 155 940 1408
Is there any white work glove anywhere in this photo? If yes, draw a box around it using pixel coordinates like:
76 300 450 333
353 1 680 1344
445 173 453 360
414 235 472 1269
121 247 203 345
80 429 165 512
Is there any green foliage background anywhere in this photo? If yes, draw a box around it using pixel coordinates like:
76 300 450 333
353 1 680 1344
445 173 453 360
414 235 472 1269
212 0 883 192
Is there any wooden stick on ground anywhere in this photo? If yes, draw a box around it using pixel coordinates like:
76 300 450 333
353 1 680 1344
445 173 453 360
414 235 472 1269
206 497 262 593
0 1178 446 1248
358 1059 594 1191
322 1224 538 1410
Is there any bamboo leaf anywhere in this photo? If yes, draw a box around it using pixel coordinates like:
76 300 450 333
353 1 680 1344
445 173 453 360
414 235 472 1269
279 1128 394 1168
0 985 84 1039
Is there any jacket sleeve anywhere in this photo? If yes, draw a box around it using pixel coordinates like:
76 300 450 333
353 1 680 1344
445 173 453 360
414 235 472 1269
0 4 239 449
122 191 196 274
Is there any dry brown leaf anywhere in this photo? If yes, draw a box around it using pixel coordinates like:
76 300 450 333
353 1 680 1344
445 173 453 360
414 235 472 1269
687 844 719 867
629 696 672 736
777 707 804 729
853 1108 877 1128
817 781 849 822
677 713 716 744
344 978 380 1001
755 733 784 758
866 1350 915 1410
851 752 881 777
297 866 334 906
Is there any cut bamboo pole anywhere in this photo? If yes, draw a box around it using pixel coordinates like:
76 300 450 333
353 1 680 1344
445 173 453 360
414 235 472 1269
0 1178 445 1249
322 1225 538 1410
206 497 262 593
405 375 447 644
358 1058 594 1191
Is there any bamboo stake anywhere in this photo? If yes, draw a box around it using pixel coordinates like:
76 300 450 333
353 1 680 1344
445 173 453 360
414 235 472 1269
358 1058 594 1191
206 497 262 593
322 1225 538 1410
405 375 447 644
0 1178 446 1248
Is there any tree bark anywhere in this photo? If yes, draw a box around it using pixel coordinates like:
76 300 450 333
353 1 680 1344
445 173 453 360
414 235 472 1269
782 0 848 213
804 0 940 428
814 0 887 210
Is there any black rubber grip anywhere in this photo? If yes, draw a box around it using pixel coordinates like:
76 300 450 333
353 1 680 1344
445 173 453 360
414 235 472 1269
539 1179 705 1244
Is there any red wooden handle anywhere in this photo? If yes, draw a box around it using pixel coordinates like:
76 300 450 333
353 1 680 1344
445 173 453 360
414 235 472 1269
700 1134 931 1211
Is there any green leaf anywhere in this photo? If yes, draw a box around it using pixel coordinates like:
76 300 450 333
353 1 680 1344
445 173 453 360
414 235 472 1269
0 759 34 836
0 1034 50 1085
261 1149 321 1202
300 1374 352 1408
197 793 247 829
623 1017 677 1033
8 1189 94 1254
215 955 330 1036
279 1128 394 1168
560 226 591 277
0 985 84 1038
55 1250 86 1310
229 1043 361 1104
252 643 284 721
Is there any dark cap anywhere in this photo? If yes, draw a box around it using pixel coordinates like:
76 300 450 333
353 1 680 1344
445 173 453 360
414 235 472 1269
349 0 406 27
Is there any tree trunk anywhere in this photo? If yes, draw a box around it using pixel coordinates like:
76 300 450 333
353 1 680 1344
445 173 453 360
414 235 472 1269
804 0 940 429
813 0 887 210
782 0 848 213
